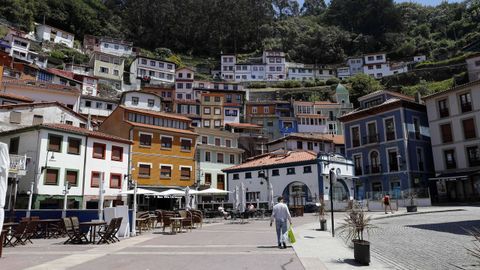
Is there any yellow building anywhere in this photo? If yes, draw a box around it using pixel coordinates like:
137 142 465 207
99 105 197 188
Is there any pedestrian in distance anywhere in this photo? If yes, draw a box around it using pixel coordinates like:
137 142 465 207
270 196 292 249
383 193 394 214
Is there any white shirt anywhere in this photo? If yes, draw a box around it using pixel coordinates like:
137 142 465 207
271 202 292 223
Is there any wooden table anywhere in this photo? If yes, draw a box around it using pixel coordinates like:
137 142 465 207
169 217 185 233
37 219 62 239
80 221 107 244
135 218 148 234
2 222 18 247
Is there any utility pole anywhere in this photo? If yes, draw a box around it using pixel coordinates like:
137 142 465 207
329 168 336 237
26 181 34 218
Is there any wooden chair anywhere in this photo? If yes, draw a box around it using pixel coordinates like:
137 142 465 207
63 217 88 244
178 210 193 231
155 210 163 228
162 211 175 233
110 217 123 243
191 210 203 228
97 218 122 244
70 217 89 244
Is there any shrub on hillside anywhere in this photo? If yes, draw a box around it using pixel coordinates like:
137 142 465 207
326 77 340 85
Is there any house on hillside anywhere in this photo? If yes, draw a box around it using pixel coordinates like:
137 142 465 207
129 56 176 89
35 24 74 48
91 52 124 91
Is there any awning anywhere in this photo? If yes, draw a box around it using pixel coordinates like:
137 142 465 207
429 170 480 181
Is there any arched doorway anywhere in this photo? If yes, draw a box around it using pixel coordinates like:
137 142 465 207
282 181 313 207
332 179 350 202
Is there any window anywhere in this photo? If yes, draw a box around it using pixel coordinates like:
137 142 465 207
367 122 378 143
459 92 472 113
139 133 152 147
180 167 191 180
352 126 360 147
132 97 139 105
385 118 395 141
467 146 480 167
85 101 92 108
138 164 151 177
110 173 122 189
204 107 211 114
263 107 270 114
252 107 258 113
370 151 380 173
106 104 113 110
9 137 19 154
9 111 21 124
65 120 73 125
100 67 109 73
297 141 303 149
388 149 399 172
307 142 313 150
111 146 123 161
33 115 43 125
438 99 449 118
66 170 78 186
287 168 296 175
201 136 208 144
214 97 221 102
93 143 106 159
159 165 172 178
245 172 252 179
217 153 224 163
229 154 235 164
272 169 279 176
68 137 81 155
45 168 59 185
181 139 192 151
413 118 421 140
96 102 103 109
203 120 210 127
205 173 212 185
303 166 312 174
205 151 211 162
215 138 221 146
91 171 102 187
463 118 476 139
416 148 424 171
214 108 221 115
440 123 453 143
214 120 221 127
225 139 231 148
233 174 239 180
204 96 210 102
48 134 62 152
177 83 183 89
113 70 119 76
141 59 147 65
161 136 173 149
354 155 362 175
444 149 456 169
148 99 155 107
217 174 225 190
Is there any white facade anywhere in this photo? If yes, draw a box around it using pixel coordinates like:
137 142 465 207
79 96 118 118
121 91 162 111
263 51 287 81
0 102 88 131
99 40 133 57
337 67 351 80
35 24 74 48
223 107 240 124
130 57 176 89
466 55 480 83
347 57 363 76
268 138 335 154
221 54 236 81
220 51 286 82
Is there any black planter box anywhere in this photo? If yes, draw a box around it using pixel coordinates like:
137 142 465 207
353 240 370 265
320 219 327 231
406 205 417 212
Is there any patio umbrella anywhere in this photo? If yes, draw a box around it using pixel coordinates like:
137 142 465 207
185 186 190 210
0 143 9 232
269 182 274 210
119 188 160 195
196 187 230 195
234 185 239 210
158 189 184 197
240 183 246 213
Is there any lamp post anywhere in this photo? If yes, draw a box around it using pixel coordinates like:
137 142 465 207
124 174 137 236
259 168 271 210
62 181 71 218
329 168 337 237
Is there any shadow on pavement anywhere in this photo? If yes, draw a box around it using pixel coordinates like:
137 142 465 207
331 258 370 267
407 220 480 236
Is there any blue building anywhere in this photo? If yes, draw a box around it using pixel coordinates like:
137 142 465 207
339 90 434 199
276 101 298 136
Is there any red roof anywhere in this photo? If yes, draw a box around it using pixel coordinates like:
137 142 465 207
120 105 192 121
0 92 34 102
223 150 317 171
125 121 197 135
226 123 262 129
47 68 74 79
42 123 132 144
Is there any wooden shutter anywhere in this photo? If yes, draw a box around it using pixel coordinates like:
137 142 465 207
45 169 58 185
111 146 123 161
139 165 150 176
93 143 105 158
68 138 80 154
66 170 77 186
180 167 190 179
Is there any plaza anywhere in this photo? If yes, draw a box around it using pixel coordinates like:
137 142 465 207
1 206 479 270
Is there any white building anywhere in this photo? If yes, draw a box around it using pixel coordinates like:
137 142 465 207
129 56 176 89
120 90 162 111
263 50 287 81
79 96 119 120
466 54 480 83
223 151 355 209
35 24 75 48
2 31 48 68
347 57 364 76
266 133 344 154
0 123 131 209
423 80 480 202
337 67 351 80
84 35 134 57
0 102 90 131
220 54 236 81
363 53 408 79
195 128 244 190
220 51 286 82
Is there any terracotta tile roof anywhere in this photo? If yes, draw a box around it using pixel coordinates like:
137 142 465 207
41 123 132 144
125 121 197 135
358 90 414 102
267 132 344 145
339 98 425 122
296 113 328 118
0 92 34 102
47 68 75 79
120 105 192 121
226 123 262 129
223 150 317 172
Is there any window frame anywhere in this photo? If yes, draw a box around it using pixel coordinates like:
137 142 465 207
303 166 312 174
179 166 192 180
160 164 173 179
67 137 81 155
47 134 63 153
287 167 296 175
92 142 106 159
109 173 122 189
44 167 60 186
139 132 153 147
111 145 124 162
161 135 173 149
90 171 102 188
138 163 152 178
180 138 192 151
462 118 477 140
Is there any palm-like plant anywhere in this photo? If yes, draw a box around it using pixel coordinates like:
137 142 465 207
466 227 480 263
337 206 376 243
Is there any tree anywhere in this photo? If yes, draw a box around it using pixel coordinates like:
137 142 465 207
347 74 382 106
301 0 326 16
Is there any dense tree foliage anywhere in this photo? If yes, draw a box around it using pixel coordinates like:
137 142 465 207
0 0 479 63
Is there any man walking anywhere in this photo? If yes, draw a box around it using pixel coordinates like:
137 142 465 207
270 196 292 249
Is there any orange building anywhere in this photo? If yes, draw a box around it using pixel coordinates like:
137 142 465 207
99 105 197 188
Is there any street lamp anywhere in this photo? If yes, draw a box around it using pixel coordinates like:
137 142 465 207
27 151 55 217
258 168 272 210
329 168 337 237
62 181 71 218
124 174 137 236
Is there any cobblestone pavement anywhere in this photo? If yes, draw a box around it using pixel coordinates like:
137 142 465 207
366 207 480 270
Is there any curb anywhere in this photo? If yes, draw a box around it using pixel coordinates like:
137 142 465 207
371 208 465 220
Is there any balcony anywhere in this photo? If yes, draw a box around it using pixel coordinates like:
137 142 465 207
461 102 472 113
365 164 382 174
439 108 449 118
363 134 379 144
354 167 363 176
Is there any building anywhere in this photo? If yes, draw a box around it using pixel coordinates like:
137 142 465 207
337 67 351 80
120 90 162 111
245 101 279 140
35 24 74 48
466 53 480 83
0 102 90 131
91 52 125 91
339 90 433 200
225 122 266 159
220 50 286 82
195 128 244 190
286 63 336 81
223 150 355 209
83 35 133 57
200 93 224 129
79 95 119 122
1 29 48 68
142 84 175 113
1 79 81 111
276 101 297 137
266 133 344 155
0 123 131 209
99 105 197 190
129 56 176 89
0 92 33 105
362 53 408 79
423 80 480 202
174 67 201 126
347 57 364 77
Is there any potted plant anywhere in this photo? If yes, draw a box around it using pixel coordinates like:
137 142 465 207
317 202 327 231
337 207 376 265
406 191 417 212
